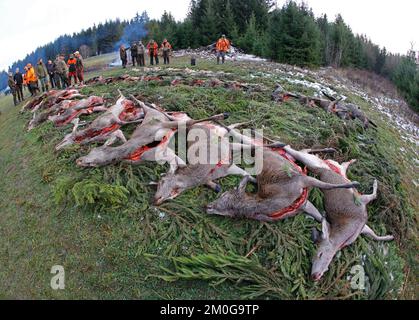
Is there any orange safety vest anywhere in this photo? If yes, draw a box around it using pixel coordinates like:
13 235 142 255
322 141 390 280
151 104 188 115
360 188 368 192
216 38 230 52
67 58 77 72
147 42 158 56
26 67 38 83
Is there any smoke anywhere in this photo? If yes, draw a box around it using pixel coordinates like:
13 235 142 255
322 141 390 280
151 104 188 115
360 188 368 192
114 11 149 52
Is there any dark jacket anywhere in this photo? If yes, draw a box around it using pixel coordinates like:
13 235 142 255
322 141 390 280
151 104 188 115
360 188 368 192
120 47 128 60
130 43 138 56
47 63 55 75
14 72 24 85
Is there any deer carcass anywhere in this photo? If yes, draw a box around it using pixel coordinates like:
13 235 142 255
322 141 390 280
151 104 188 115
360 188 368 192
21 90 62 112
272 85 302 103
154 122 254 205
76 97 229 171
282 146 393 281
28 99 81 131
55 94 144 150
48 96 106 127
206 146 359 222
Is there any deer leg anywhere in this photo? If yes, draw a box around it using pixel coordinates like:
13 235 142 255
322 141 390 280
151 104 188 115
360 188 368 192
361 225 394 242
161 113 229 129
112 129 127 144
302 201 323 222
236 175 251 195
214 121 260 145
226 165 257 183
117 118 144 125
302 176 360 190
283 146 330 171
71 118 80 133
104 134 121 146
250 214 275 222
361 179 378 204
206 181 222 193
153 147 186 173
341 159 357 176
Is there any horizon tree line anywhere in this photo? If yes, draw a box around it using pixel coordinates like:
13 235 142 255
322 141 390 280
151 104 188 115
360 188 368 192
1 0 417 110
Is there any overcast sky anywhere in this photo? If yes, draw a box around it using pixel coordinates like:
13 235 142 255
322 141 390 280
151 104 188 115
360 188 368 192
0 0 417 71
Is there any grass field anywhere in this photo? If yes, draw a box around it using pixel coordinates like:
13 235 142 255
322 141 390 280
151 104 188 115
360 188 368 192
0 54 417 299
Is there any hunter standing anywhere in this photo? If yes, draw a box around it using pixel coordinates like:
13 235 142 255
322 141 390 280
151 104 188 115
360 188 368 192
216 34 231 64
8 72 18 106
161 39 172 65
120 45 128 68
137 41 145 67
56 55 68 88
26 63 39 96
47 60 56 88
75 51 84 84
67 54 78 86
147 40 159 65
130 42 138 67
36 59 49 92
13 68 24 102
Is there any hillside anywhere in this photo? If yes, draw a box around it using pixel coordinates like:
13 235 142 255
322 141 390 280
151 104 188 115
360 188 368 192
0 54 417 299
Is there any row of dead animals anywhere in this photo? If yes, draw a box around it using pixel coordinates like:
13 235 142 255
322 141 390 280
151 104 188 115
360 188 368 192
272 85 376 129
86 74 374 129
85 74 263 92
23 89 394 281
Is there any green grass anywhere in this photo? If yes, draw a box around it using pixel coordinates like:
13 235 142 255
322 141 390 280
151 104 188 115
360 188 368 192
0 55 417 299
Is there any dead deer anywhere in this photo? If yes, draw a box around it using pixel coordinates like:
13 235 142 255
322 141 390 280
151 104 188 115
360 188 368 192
76 96 229 171
282 145 394 281
48 96 106 127
206 146 360 222
28 99 80 131
154 122 255 205
55 93 144 150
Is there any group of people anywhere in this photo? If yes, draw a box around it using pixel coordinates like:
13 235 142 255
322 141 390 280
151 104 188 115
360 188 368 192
119 38 173 68
119 35 231 69
7 52 84 106
7 34 232 106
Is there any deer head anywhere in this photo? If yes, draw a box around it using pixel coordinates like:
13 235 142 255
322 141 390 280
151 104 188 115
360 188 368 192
310 219 338 282
76 145 114 167
206 176 248 217
154 171 191 205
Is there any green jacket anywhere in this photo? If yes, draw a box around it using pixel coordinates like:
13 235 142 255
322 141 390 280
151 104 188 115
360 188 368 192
8 77 16 93
36 63 47 78
55 59 68 75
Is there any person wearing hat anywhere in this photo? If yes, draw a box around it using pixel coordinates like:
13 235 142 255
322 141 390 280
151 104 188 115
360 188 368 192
120 45 128 68
161 38 172 65
67 54 78 86
147 40 159 65
26 63 39 96
130 42 138 67
13 68 24 102
47 60 56 88
36 58 49 92
7 72 18 106
216 34 231 64
74 51 84 84
54 55 65 88
136 41 145 67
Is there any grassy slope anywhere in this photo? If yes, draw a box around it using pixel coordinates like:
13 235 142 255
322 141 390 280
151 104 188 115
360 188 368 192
0 55 417 299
